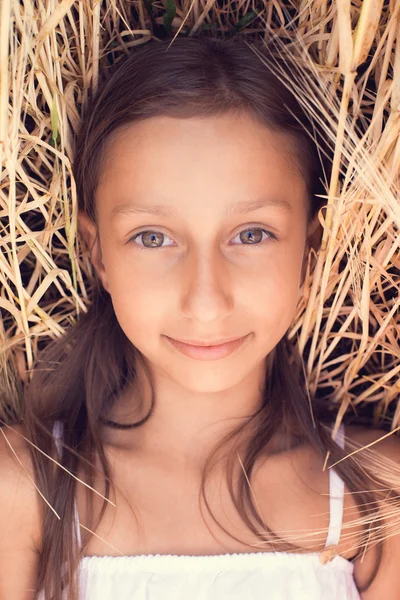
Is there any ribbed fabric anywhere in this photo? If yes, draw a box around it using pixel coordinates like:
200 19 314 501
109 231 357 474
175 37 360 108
46 420 360 600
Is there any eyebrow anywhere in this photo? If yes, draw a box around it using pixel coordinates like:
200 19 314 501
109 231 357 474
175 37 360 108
111 197 293 220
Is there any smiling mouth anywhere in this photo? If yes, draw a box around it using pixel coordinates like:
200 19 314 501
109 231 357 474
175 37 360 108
164 333 251 361
168 335 247 347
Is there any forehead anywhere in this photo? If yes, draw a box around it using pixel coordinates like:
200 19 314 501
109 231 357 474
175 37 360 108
96 114 307 217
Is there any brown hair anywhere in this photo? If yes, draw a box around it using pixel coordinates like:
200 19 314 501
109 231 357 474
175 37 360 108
20 33 393 599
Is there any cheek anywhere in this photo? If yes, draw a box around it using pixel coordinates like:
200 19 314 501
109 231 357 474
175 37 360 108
245 239 303 292
247 252 303 332
252 276 300 322
106 267 169 346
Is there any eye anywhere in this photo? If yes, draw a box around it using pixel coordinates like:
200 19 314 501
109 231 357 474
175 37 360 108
129 226 277 250
130 230 175 250
230 227 277 245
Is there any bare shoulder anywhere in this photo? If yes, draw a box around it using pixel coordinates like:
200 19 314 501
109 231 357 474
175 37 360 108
0 422 36 501
0 422 42 599
343 423 400 599
252 435 362 558
344 423 400 456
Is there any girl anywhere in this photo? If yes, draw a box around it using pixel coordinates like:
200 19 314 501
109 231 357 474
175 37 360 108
1 34 399 600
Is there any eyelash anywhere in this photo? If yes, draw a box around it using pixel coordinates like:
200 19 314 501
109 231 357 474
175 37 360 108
129 226 277 250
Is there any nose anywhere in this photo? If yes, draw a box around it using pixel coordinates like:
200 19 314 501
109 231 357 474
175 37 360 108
180 248 234 323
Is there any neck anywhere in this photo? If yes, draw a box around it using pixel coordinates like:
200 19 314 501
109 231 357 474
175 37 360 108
100 357 268 471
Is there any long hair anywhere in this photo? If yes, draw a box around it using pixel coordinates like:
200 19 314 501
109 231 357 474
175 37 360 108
17 33 396 599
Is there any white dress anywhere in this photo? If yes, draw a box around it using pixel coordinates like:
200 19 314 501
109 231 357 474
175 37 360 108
47 421 361 600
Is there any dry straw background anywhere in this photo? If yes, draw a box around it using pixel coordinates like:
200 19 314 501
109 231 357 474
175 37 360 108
0 0 399 441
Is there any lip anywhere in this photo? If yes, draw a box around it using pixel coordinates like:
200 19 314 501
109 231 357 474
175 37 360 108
171 335 245 347
164 333 251 361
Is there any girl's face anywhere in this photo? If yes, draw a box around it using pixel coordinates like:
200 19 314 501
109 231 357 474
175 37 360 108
80 113 316 394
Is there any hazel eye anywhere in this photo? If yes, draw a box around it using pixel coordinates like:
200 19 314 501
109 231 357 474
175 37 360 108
230 227 276 245
130 230 174 249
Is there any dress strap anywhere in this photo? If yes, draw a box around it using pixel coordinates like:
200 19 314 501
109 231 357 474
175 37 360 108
74 497 83 548
324 422 345 548
52 420 82 548
52 419 63 457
